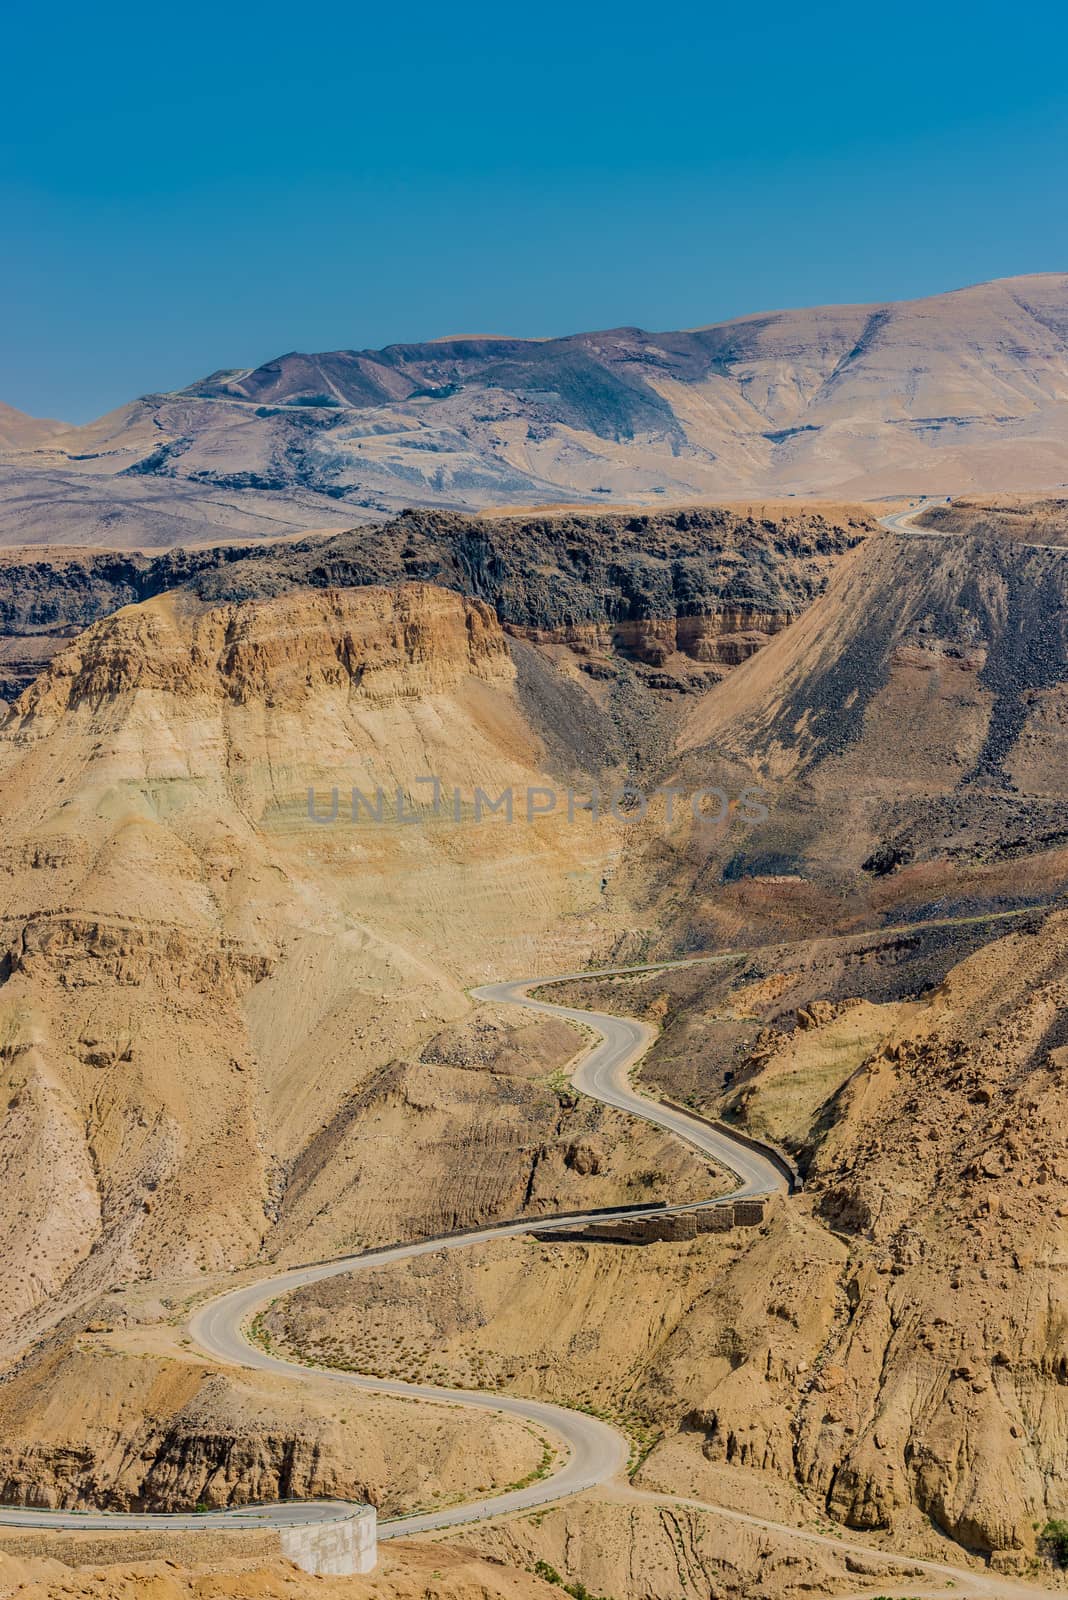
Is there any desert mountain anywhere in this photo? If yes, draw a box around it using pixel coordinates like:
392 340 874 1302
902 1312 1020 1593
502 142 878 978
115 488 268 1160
2 274 1067 545
0 403 66 453
696 524 1068 843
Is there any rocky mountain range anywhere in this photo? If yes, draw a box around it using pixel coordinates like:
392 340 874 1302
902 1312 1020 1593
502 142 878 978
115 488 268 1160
2 273 1067 546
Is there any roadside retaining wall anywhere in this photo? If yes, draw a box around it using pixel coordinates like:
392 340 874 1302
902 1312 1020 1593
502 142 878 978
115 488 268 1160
531 1197 767 1245
279 1507 377 1575
659 1097 803 1193
0 1510 378 1578
0 1528 279 1567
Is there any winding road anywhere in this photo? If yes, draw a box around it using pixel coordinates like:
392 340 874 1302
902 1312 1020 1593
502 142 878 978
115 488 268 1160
879 496 948 535
4 952 1054 1595
0 964 782 1537
476 972 784 1200
189 968 787 1538
880 496 1068 554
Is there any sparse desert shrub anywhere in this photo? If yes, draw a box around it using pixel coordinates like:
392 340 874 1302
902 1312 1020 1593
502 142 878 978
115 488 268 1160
1041 1519 1068 1567
531 1560 610 1600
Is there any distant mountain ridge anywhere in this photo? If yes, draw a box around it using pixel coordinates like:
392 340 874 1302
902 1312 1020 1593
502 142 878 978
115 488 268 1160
1 273 1066 547
185 271 1068 440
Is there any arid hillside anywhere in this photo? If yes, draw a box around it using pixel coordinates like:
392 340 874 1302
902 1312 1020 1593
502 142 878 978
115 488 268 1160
0 1515 920 1600
268 906 1068 1570
0 1542 605 1600
0 406 66 453
918 493 1068 545
0 1319 549 1520
581 503 1068 958
2 274 1066 544
0 578 728 1359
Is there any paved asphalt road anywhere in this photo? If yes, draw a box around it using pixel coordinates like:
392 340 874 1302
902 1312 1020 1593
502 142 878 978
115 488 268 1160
0 968 786 1534
879 496 946 534
0 1501 360 1531
475 973 786 1200
880 495 1068 552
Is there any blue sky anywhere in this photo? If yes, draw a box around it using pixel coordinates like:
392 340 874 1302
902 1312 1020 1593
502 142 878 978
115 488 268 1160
3 0 1066 420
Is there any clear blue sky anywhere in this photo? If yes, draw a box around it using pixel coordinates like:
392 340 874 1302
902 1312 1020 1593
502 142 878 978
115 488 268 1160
3 0 1066 421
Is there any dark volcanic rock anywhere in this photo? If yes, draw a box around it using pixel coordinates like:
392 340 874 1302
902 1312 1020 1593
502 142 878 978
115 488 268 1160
0 545 255 698
0 505 869 700
862 844 914 876
188 505 867 641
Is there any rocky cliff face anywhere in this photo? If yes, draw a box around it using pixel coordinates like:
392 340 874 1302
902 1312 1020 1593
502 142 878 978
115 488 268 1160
790 913 1068 1555
0 1340 543 1518
0 502 870 701
191 505 868 708
11 584 510 717
0 546 252 699
645 513 1068 956
694 909 1068 1562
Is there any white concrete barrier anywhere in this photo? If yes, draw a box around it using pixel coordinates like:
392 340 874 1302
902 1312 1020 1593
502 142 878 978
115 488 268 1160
279 1506 376 1575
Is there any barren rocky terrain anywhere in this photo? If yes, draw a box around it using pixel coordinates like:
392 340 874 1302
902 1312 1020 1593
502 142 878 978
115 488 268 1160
269 906 1068 1569
0 1542 588 1600
0 576 732 1355
917 495 1068 545
2 274 1067 545
0 1324 549 1519
0 1517 934 1600
2 493 1068 1597
0 502 870 701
